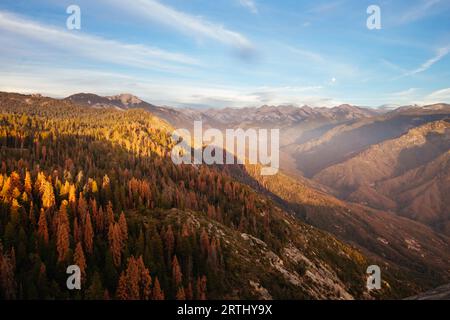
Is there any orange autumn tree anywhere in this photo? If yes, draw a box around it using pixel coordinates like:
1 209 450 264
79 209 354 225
74 242 87 283
37 209 49 245
118 212 128 243
116 256 151 300
56 201 70 262
172 255 182 288
84 213 94 254
196 275 207 300
176 287 186 300
108 222 123 267
24 171 32 196
152 277 164 300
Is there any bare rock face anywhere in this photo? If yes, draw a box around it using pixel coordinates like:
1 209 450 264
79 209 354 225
109 93 143 106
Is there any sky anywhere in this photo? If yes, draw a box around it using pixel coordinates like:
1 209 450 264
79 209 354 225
0 0 449 108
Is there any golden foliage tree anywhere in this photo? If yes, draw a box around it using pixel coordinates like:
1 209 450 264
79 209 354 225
74 242 87 283
37 209 49 245
40 180 55 209
56 202 70 262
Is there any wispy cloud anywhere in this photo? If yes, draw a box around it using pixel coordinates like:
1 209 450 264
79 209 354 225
0 64 337 108
107 0 254 53
387 88 420 104
404 46 450 76
287 46 325 63
380 59 408 73
425 87 450 102
390 88 419 97
284 45 360 80
409 87 450 105
0 11 198 72
398 0 443 24
238 0 258 14
308 1 345 14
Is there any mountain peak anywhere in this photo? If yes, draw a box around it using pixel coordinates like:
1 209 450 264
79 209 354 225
108 93 143 106
65 92 156 110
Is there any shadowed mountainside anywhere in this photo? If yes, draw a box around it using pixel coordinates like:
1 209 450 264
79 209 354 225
313 120 450 235
225 163 450 293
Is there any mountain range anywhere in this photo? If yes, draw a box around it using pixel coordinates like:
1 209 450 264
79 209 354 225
1 91 449 300
65 92 450 237
65 92 450 230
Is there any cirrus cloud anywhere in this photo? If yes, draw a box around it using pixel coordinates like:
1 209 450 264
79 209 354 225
0 10 199 72
106 0 255 53
238 0 259 14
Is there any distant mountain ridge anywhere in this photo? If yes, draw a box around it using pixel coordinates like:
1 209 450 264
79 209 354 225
291 105 450 177
65 93 158 110
65 92 382 127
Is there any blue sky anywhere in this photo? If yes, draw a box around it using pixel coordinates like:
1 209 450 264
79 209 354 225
0 0 449 108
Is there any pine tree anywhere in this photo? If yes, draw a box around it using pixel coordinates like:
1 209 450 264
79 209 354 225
74 242 86 283
60 181 70 197
152 276 164 300
91 180 98 193
0 244 17 299
165 225 175 263
176 287 186 300
40 180 55 209
0 176 11 201
84 213 94 254
37 209 49 245
90 199 102 233
106 202 114 228
68 184 77 205
10 171 22 195
116 273 129 300
172 255 183 288
200 228 210 256
108 223 122 267
137 256 152 300
57 200 70 230
77 194 88 225
196 276 207 300
73 218 81 244
56 205 70 263
186 281 193 300
24 171 32 195
118 212 128 243
116 256 151 300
